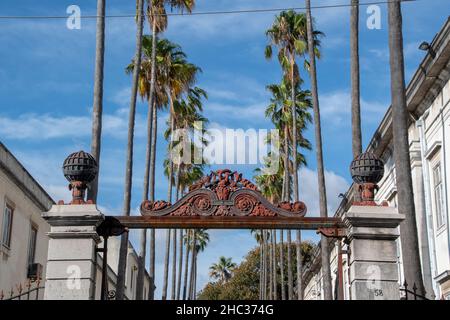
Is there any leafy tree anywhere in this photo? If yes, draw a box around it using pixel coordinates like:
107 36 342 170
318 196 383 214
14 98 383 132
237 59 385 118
198 241 315 300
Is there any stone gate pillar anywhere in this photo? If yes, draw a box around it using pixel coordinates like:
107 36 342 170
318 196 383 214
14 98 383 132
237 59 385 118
43 204 104 300
342 205 404 300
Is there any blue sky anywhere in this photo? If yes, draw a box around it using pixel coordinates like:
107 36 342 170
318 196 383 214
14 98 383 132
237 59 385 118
0 0 449 296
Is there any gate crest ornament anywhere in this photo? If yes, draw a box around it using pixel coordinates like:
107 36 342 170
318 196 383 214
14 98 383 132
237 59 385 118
140 169 307 218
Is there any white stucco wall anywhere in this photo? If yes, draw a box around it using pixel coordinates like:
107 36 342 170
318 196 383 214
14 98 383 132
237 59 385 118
0 169 50 296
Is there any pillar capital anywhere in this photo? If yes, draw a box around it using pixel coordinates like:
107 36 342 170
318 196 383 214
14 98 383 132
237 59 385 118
342 205 404 241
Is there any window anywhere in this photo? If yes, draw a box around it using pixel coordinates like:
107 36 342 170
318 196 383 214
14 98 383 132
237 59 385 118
2 204 13 248
27 225 38 265
433 163 446 228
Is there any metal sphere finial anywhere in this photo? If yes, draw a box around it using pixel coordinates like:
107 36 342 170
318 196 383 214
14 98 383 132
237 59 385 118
62 151 98 204
350 152 385 205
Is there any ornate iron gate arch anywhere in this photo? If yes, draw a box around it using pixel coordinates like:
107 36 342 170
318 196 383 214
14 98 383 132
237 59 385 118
115 169 345 233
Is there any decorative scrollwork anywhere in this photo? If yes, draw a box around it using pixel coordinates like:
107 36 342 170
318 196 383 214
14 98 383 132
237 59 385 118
251 203 277 217
234 194 256 215
278 201 307 214
214 205 231 216
141 200 171 213
140 169 308 218
107 290 116 300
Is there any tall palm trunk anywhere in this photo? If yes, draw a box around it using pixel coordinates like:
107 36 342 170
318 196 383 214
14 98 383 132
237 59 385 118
268 230 273 299
148 229 155 299
175 165 181 201
259 230 265 300
167 109 176 202
192 257 198 299
182 230 191 299
263 230 268 300
350 0 362 158
296 230 303 299
176 229 184 299
136 230 147 300
171 229 177 300
279 230 286 300
88 0 105 203
272 230 278 299
146 14 158 299
387 0 425 295
136 99 155 300
290 55 298 201
162 229 171 300
148 27 158 197
283 124 290 201
286 230 293 300
188 237 197 299
148 105 158 300
259 233 264 299
289 54 298 302
162 110 176 300
305 0 332 300
116 0 144 300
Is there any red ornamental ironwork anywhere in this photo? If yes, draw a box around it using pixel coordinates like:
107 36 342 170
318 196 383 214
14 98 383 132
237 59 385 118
140 169 307 218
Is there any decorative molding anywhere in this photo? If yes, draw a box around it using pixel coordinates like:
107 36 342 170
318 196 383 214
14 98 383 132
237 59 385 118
425 140 442 160
140 169 307 218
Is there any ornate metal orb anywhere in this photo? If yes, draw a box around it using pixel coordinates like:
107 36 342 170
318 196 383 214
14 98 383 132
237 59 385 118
350 152 384 184
62 151 98 183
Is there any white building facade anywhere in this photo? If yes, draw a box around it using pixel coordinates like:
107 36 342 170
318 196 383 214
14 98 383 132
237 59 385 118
303 17 450 300
0 142 150 300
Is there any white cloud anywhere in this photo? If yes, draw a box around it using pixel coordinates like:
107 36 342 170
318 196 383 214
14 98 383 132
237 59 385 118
205 101 268 125
0 107 148 140
165 0 349 42
299 167 350 217
319 90 388 125
202 122 277 167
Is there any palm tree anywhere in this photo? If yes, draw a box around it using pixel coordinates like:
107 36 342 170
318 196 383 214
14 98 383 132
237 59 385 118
180 170 207 300
251 229 266 299
263 230 270 299
209 257 237 283
182 229 191 300
296 229 303 299
254 166 283 204
279 230 286 300
350 0 362 158
176 229 183 299
253 170 282 300
163 63 201 301
286 230 293 299
144 0 196 299
88 0 106 203
271 230 277 299
170 90 208 300
305 0 332 300
162 88 206 300
265 10 321 203
162 229 171 300
128 35 182 300
259 81 312 300
387 0 425 295
186 229 209 299
266 10 323 301
116 0 145 301
165 61 201 206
